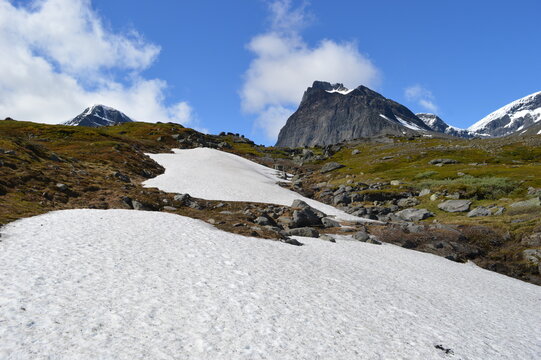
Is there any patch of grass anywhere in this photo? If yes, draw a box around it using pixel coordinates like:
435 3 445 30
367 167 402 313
416 176 518 200
414 170 438 179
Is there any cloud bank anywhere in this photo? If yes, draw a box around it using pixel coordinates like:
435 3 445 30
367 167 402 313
405 84 439 113
240 0 380 141
0 0 194 125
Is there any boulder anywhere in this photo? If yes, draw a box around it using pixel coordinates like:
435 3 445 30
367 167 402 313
333 193 351 206
319 234 336 243
397 197 420 208
351 149 361 155
395 208 434 222
56 183 69 192
254 216 274 226
438 200 472 213
510 197 541 208
390 180 402 186
284 227 320 238
353 231 370 242
291 199 327 218
321 217 340 228
320 162 345 174
467 206 492 217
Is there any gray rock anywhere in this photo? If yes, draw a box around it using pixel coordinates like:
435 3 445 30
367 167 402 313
56 183 69 192
333 193 351 206
163 206 177 211
320 162 345 174
522 249 541 265
291 199 327 218
493 206 505 215
254 216 274 226
395 208 434 221
173 193 191 205
114 171 131 183
397 197 420 208
429 159 458 165
438 200 472 213
132 200 149 211
353 231 370 242
319 234 336 242
284 227 320 238
291 208 322 228
467 206 492 217
390 180 402 186
510 197 541 208
351 149 361 155
366 237 382 245
419 188 431 196
321 217 340 228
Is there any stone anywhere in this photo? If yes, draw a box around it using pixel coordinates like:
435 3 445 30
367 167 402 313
319 234 336 242
254 216 273 226
522 249 541 265
56 183 69 192
284 227 320 238
114 171 131 183
173 193 191 205
419 188 431 196
467 206 492 217
292 208 322 228
395 208 434 221
132 200 148 211
429 159 458 165
333 193 351 206
291 199 327 219
282 238 304 246
438 200 472 213
321 217 340 228
430 194 439 201
510 197 541 208
397 197 420 208
351 149 361 155
320 162 345 174
353 231 370 242
163 206 177 211
390 180 402 186
366 237 382 245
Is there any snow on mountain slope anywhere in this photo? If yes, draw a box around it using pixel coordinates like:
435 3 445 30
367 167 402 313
144 148 361 221
1 209 539 359
416 113 476 138
469 91 541 136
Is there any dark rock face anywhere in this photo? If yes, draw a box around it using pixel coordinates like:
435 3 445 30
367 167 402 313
276 81 432 147
65 105 134 127
416 113 475 138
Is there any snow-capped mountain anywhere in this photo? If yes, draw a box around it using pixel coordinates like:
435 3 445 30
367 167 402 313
469 91 541 137
416 113 476 138
64 104 134 127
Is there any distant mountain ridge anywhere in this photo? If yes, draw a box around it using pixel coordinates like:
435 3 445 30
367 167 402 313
276 81 432 147
416 113 476 138
64 105 134 127
469 91 541 137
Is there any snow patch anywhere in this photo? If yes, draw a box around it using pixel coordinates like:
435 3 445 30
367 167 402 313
144 148 362 222
325 88 355 95
1 209 540 359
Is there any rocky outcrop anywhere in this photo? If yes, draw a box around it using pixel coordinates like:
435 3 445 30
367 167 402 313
416 113 475 138
276 81 431 147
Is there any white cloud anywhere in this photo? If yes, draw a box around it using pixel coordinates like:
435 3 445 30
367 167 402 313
405 84 439 113
0 0 194 125
241 0 380 141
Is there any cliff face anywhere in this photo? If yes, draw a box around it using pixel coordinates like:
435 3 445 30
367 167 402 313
276 81 430 147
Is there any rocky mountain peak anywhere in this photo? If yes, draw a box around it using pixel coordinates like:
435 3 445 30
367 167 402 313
277 81 431 147
64 104 134 127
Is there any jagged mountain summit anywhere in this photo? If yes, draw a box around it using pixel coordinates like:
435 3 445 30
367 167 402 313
275 81 432 147
469 91 541 137
64 104 134 127
416 113 476 138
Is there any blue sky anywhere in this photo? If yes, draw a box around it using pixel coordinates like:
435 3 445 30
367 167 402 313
1 0 540 145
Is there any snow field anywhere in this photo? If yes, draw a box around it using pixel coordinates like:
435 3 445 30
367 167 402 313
143 148 362 222
0 209 540 359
